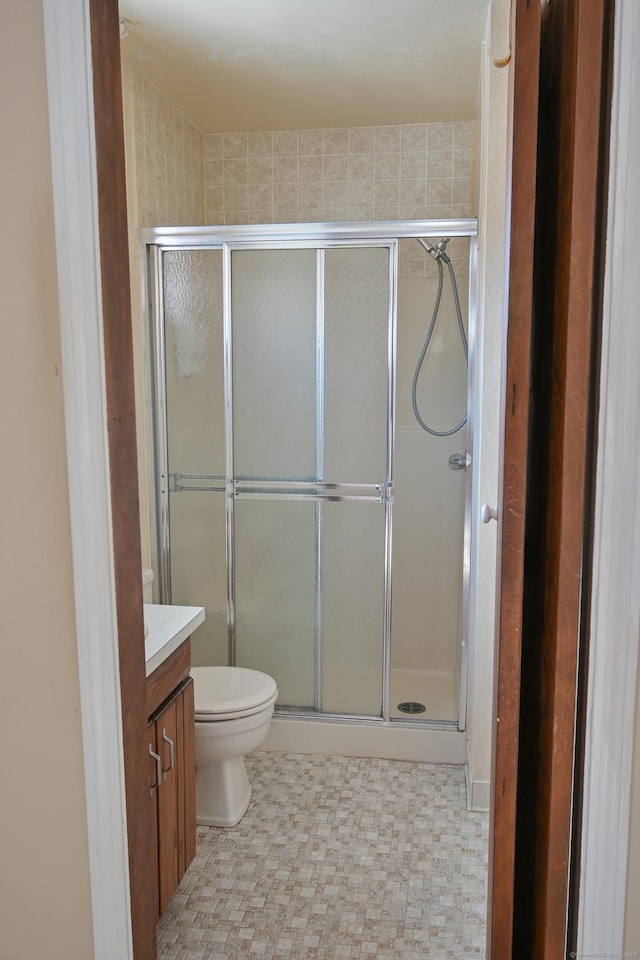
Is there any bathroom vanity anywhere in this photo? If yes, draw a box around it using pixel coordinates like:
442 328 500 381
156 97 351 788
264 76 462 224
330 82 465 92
144 604 205 917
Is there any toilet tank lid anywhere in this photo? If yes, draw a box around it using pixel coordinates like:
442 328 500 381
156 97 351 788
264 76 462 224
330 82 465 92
191 666 277 714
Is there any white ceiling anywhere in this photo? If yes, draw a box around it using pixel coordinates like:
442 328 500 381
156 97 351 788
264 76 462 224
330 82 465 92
118 0 490 134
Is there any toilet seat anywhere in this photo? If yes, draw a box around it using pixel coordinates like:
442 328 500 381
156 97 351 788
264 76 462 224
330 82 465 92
192 666 278 722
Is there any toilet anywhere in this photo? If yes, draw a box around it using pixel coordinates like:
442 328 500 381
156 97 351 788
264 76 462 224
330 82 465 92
191 666 278 828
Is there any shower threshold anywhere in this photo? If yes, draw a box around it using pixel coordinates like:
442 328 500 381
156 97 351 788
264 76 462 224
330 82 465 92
262 713 464 764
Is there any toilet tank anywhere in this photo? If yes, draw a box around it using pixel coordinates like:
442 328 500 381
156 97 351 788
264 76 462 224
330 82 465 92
142 568 154 604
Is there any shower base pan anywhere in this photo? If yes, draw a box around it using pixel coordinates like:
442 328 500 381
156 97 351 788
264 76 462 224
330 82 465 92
390 668 459 722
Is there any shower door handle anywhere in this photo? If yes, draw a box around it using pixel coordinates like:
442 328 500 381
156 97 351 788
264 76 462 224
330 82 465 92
448 451 471 472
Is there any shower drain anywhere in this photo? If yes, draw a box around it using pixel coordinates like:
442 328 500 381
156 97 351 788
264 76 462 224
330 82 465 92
397 701 426 715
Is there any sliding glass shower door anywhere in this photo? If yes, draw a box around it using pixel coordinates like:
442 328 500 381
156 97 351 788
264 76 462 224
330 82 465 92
156 240 394 719
231 246 392 717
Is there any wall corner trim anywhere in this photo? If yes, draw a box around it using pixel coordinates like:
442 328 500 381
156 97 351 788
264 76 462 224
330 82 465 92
465 741 491 813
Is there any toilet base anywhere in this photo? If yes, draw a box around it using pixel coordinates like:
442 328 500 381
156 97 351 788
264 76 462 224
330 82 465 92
196 755 252 828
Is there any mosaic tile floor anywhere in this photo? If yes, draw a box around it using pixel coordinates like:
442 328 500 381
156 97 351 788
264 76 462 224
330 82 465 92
158 752 488 959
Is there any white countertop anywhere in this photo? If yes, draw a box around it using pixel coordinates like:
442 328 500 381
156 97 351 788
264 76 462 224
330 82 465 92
144 603 205 677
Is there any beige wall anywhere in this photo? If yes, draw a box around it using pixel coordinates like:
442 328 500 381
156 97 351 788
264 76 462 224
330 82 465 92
0 2 94 957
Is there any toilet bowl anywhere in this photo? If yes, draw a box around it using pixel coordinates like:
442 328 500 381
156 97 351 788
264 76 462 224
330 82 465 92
191 666 278 828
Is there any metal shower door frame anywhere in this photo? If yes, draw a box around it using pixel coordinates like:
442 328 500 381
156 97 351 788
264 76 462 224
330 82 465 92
459 235 479 731
144 219 477 730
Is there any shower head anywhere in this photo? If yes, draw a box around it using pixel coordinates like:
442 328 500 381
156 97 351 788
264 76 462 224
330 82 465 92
417 237 451 263
417 237 436 256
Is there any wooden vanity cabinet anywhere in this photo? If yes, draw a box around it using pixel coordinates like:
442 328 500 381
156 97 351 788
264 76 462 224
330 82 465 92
146 640 196 919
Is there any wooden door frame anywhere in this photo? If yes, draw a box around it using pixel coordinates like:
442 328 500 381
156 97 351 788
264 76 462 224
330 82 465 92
42 0 636 957
486 2 541 955
489 0 613 956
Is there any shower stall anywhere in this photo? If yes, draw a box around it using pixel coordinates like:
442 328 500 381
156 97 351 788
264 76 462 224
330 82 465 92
143 219 477 744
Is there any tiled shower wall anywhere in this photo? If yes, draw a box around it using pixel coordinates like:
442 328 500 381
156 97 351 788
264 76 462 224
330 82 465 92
128 65 205 228
204 123 474 225
121 63 206 575
204 122 474 279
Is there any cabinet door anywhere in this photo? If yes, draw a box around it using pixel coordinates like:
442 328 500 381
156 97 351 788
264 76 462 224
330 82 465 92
151 678 197 917
155 698 179 915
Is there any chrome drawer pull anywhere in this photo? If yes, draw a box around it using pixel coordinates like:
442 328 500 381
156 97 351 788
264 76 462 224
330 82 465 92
149 744 162 792
162 729 175 777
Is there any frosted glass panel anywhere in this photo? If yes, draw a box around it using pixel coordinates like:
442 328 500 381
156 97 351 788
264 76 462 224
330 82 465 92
232 249 317 479
324 247 390 482
391 430 464 670
234 499 316 708
168 491 228 667
164 250 225 476
322 502 385 716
